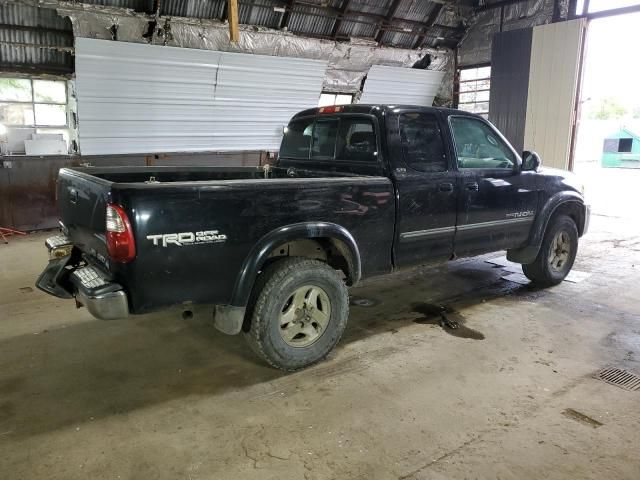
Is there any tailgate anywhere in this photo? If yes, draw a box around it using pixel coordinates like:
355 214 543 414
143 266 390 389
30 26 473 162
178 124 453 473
57 168 112 265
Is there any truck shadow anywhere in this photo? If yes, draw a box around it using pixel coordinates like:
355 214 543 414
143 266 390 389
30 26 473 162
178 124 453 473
0 258 544 440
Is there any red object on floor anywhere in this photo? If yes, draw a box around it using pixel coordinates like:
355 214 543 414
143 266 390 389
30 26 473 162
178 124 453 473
0 227 27 244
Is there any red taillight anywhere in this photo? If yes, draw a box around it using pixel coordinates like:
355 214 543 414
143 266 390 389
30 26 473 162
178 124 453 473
318 105 343 114
106 203 136 263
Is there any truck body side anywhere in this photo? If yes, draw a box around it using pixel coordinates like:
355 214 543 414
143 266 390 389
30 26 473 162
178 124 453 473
40 105 588 336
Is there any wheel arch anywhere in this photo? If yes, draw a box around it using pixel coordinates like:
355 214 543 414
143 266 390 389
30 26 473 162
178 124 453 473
230 222 361 308
508 191 586 264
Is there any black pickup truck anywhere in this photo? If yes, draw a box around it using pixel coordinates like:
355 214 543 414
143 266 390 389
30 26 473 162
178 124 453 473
37 104 590 370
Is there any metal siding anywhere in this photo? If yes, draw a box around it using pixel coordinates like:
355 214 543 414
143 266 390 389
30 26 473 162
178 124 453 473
213 52 327 150
0 4 73 74
80 0 150 10
348 0 392 16
488 27 533 154
239 1 282 28
287 6 336 36
161 0 223 18
394 0 437 22
379 29 416 48
359 65 445 106
523 19 585 170
75 38 327 155
337 18 378 38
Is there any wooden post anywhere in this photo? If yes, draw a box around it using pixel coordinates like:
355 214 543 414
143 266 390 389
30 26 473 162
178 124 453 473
227 0 239 42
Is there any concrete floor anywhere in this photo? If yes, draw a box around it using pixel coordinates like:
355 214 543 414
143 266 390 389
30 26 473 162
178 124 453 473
1 173 640 479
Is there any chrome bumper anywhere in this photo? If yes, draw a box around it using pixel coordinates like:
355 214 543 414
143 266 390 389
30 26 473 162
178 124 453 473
75 287 129 321
70 266 129 320
37 234 130 321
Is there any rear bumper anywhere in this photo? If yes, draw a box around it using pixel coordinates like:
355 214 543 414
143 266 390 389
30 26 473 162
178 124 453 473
75 287 129 320
36 235 129 321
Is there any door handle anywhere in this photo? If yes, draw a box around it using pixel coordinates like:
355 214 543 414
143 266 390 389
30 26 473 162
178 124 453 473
69 188 78 204
438 182 454 192
465 182 479 192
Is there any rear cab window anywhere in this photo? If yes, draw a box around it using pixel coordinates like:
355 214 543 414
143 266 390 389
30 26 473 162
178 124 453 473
280 115 378 164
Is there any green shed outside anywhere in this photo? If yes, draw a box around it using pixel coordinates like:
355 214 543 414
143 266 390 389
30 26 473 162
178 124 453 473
601 127 640 168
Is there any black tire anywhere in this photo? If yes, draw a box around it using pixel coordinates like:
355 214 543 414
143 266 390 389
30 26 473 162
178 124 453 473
243 257 349 371
522 214 578 287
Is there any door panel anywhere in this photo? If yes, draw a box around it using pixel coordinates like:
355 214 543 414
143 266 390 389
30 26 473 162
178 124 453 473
448 115 539 257
456 170 539 256
392 112 458 267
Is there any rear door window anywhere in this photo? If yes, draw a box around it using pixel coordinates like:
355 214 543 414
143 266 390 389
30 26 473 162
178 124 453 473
399 112 448 172
336 117 377 162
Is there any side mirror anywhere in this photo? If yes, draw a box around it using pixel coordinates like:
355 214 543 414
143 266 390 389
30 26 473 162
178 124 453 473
522 151 541 172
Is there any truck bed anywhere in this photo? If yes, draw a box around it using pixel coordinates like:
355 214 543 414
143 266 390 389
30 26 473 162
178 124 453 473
56 165 395 313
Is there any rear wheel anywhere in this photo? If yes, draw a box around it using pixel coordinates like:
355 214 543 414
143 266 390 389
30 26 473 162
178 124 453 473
244 257 349 371
522 214 578 287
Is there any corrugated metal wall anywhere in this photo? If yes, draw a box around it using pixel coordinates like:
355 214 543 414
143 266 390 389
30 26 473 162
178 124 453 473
523 19 585 170
489 27 533 155
0 4 73 75
75 38 327 155
359 65 444 106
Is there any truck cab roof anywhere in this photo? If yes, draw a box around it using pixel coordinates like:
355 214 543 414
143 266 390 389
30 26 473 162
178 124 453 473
290 104 481 121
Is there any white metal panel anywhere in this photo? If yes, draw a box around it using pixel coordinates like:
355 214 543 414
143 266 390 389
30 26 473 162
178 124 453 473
359 65 445 106
210 52 327 150
75 38 327 155
523 19 586 170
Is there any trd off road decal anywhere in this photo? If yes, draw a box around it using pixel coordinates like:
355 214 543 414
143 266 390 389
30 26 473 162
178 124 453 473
146 230 227 247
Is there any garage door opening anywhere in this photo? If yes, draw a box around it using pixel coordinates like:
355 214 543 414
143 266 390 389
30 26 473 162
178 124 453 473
574 1 640 222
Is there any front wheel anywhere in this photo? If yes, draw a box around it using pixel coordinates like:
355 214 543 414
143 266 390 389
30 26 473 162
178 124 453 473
522 214 578 287
243 257 349 371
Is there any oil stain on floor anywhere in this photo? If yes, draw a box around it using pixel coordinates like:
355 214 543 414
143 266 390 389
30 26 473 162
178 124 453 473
411 302 485 340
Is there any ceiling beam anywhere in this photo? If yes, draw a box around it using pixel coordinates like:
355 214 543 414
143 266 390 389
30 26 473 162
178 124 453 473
228 0 239 42
476 0 527 12
221 1 229 21
0 23 73 37
412 3 444 49
279 0 296 29
375 0 403 44
330 0 350 38
260 0 457 37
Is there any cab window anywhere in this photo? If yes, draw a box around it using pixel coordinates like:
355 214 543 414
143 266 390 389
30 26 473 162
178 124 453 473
399 112 447 172
280 116 377 162
279 118 313 159
311 119 339 159
449 116 516 169
335 118 377 162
